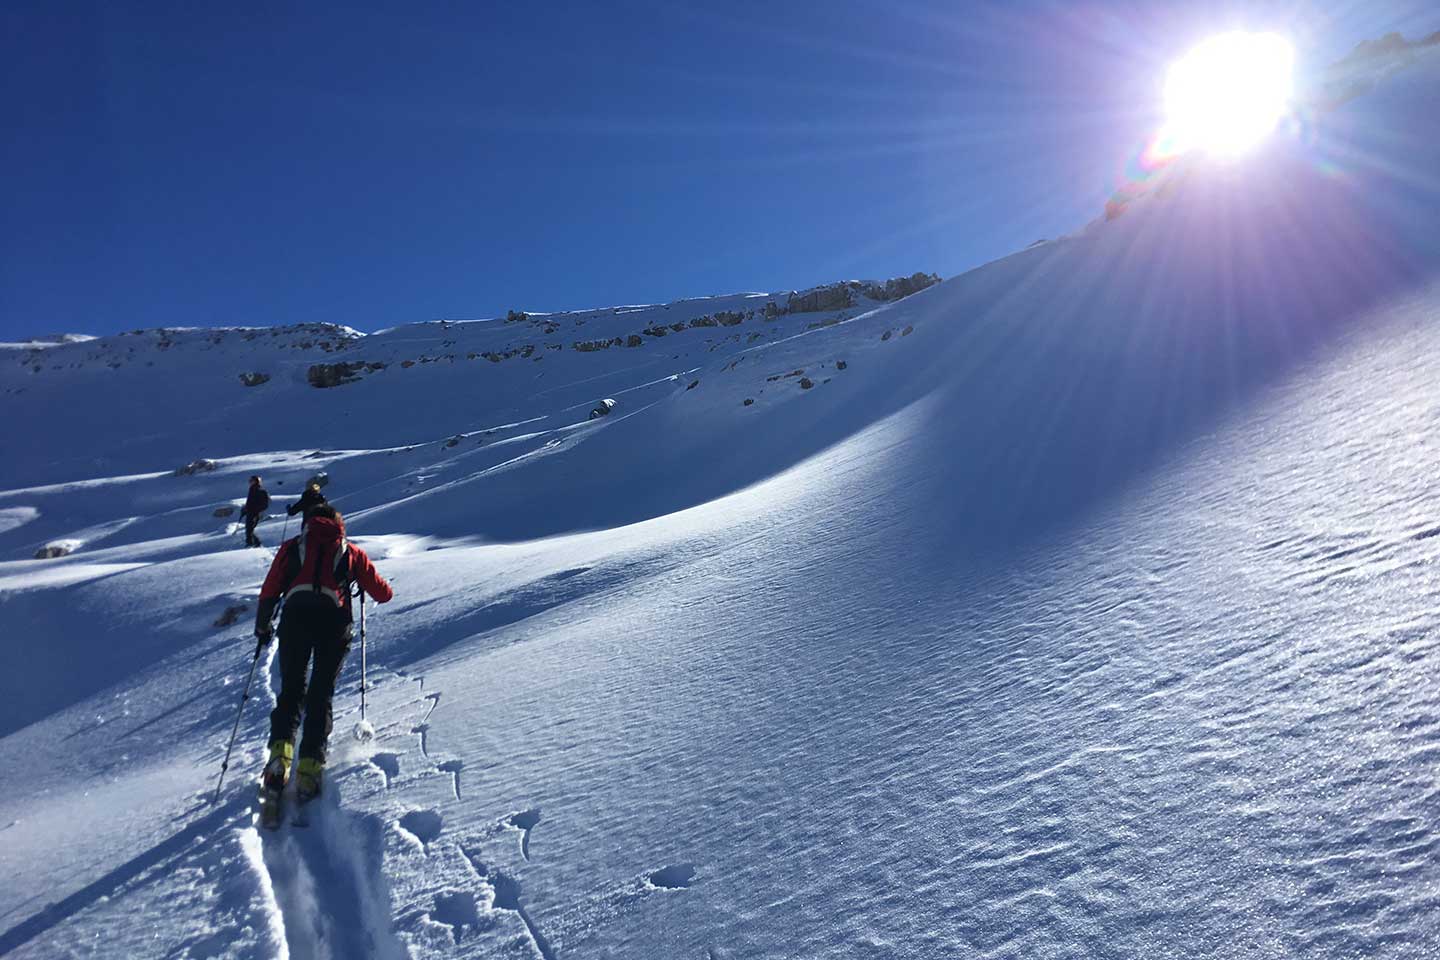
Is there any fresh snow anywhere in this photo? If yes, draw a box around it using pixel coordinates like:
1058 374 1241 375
4 42 1440 960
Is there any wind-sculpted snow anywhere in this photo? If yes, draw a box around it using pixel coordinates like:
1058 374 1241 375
3 41 1440 960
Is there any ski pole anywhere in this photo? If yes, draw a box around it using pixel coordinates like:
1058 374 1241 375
349 581 374 742
213 639 264 804
359 590 368 724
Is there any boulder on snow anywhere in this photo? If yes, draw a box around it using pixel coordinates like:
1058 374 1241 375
213 506 236 518
34 541 76 559
589 398 616 419
238 371 270 387
212 603 248 628
174 459 218 476
307 360 382 387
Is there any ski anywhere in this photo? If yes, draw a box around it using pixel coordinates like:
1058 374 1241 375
258 787 284 830
291 781 321 827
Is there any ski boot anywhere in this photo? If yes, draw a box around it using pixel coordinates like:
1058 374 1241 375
259 740 293 829
295 756 324 805
262 740 293 792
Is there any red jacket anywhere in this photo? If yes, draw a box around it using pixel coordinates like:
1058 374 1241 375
259 515 393 615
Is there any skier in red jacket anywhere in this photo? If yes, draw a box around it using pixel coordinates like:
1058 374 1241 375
254 505 393 801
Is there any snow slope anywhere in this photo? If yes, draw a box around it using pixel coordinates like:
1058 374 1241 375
3 42 1440 960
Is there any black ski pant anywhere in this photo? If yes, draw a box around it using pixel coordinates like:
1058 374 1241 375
244 512 261 547
268 594 351 764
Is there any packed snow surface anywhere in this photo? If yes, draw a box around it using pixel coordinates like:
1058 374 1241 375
3 42 1440 960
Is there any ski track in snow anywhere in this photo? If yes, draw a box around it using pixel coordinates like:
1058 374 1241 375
234 665 697 959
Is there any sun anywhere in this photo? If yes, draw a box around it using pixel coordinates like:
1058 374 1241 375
1163 32 1294 156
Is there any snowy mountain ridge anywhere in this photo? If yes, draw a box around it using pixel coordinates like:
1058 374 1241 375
3 39 1440 960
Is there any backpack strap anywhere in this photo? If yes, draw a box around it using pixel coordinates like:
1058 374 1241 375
277 532 305 595
334 539 352 600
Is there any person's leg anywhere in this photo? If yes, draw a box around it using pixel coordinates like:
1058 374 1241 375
245 513 259 546
268 622 313 750
298 633 351 765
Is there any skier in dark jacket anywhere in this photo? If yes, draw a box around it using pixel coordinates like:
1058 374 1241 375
286 482 328 529
254 505 392 801
241 476 270 547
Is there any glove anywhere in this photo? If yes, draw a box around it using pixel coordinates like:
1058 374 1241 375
255 621 273 645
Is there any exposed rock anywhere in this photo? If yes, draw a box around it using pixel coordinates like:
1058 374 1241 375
901 325 914 336
881 330 893 342
686 379 700 391
860 273 941 302
307 361 383 387
787 285 854 313
764 301 784 320
400 360 416 368
743 397 755 406
34 543 74 559
213 604 248 628
799 377 815 390
238 372 270 387
1345 32 1411 62
626 335 644 348
174 459 218 476
836 360 848 370
444 436 461 448
213 506 236 518
506 309 529 323
574 337 625 352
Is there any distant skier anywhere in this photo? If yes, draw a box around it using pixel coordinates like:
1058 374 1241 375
241 475 270 547
589 398 616 419
254 505 393 807
286 482 328 529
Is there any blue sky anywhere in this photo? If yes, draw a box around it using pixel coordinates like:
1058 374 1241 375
3 1 1437 339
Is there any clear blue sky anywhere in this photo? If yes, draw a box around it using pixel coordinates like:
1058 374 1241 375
3 1 1436 339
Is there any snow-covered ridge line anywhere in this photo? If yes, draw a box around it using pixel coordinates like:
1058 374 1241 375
3 275 938 366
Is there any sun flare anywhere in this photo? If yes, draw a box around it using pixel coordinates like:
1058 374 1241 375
1163 32 1294 156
